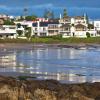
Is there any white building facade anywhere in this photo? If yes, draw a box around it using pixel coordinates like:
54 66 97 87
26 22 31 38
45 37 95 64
0 25 17 39
32 21 60 37
94 20 100 36
59 15 97 38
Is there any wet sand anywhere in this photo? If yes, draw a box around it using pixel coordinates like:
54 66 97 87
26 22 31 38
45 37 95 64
0 43 100 50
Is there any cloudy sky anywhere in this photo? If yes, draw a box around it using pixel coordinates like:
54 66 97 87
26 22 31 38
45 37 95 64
0 0 100 19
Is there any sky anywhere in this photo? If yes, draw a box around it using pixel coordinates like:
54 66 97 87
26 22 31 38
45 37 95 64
0 0 100 19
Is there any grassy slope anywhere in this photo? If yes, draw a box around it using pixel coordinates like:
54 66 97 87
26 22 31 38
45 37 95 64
0 37 100 44
31 37 100 44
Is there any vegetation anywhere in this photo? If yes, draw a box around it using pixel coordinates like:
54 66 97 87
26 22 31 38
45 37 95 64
63 8 67 18
25 15 37 21
1 37 100 44
86 32 91 38
25 27 31 39
43 9 55 19
4 20 15 25
85 13 89 24
17 23 21 28
16 30 23 36
88 24 94 29
31 36 100 44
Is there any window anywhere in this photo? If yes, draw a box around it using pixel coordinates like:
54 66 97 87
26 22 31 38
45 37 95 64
9 27 15 29
96 23 99 27
43 27 46 31
35 33 37 36
11 34 14 36
35 28 37 31
40 33 46 36
91 34 93 36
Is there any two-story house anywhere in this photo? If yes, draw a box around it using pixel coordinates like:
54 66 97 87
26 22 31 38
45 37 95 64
60 14 96 38
32 21 60 37
0 25 17 39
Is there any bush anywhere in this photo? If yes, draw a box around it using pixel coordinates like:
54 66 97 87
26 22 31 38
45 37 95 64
86 32 90 38
4 20 15 25
52 34 62 40
17 30 23 36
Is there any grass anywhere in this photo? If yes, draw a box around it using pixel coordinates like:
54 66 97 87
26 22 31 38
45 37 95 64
31 37 100 44
0 38 31 43
0 37 100 44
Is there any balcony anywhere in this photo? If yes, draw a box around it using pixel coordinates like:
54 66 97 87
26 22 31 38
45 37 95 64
34 30 48 33
48 27 59 30
59 19 71 24
0 29 16 34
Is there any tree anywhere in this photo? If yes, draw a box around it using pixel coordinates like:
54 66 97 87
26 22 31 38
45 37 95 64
51 11 55 19
18 16 24 21
17 23 21 28
17 30 23 36
4 20 15 25
25 15 37 21
86 32 90 38
84 13 89 24
25 27 31 40
88 24 94 30
63 9 67 18
44 9 48 19
43 9 54 19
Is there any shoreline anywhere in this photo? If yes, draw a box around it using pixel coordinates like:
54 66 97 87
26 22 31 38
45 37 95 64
0 43 100 49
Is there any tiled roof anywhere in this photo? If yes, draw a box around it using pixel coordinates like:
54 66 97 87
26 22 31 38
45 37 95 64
63 16 71 19
61 24 70 28
74 16 84 19
75 24 86 28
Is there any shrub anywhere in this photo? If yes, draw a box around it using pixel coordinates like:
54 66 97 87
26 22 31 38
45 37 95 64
86 32 90 38
17 30 23 36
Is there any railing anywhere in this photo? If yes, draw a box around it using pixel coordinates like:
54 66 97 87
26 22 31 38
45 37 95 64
59 30 70 32
48 27 59 30
0 29 16 34
34 30 48 33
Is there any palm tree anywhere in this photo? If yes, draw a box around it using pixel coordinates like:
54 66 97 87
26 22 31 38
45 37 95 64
63 9 67 18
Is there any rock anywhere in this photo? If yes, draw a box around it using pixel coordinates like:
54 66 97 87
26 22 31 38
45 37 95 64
0 75 99 100
34 89 57 100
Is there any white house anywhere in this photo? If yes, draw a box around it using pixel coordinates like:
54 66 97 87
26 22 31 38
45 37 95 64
32 21 60 37
0 25 17 39
94 20 100 36
59 14 96 38
14 21 33 37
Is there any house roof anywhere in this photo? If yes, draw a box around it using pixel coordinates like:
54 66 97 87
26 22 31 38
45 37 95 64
33 23 37 27
63 16 71 19
75 24 86 28
74 16 84 19
32 22 59 27
61 24 70 28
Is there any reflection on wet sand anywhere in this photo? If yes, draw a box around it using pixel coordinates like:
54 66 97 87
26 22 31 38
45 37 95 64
0 47 100 83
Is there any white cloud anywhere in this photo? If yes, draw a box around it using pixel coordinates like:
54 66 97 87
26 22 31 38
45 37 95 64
33 3 53 8
0 3 65 11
